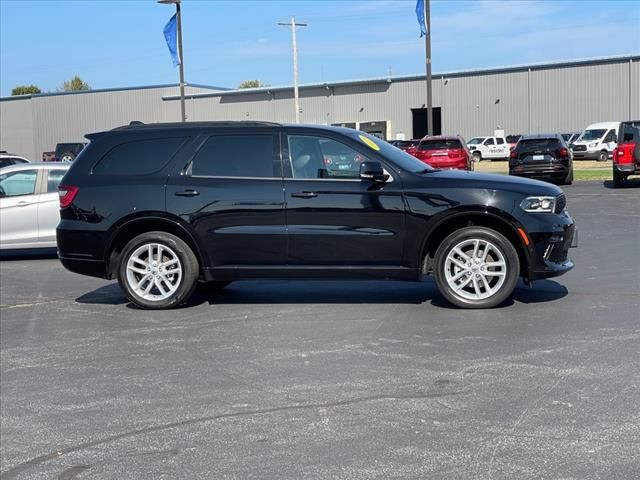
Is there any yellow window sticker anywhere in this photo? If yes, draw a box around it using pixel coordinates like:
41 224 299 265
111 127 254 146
359 134 381 151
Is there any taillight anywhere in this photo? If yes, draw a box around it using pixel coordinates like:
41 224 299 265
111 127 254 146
448 149 464 158
58 185 79 208
510 150 518 159
559 147 569 157
615 142 636 164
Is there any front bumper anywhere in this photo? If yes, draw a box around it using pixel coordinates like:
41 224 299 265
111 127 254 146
526 213 577 281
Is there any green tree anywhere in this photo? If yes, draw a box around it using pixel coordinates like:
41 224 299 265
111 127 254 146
237 79 268 89
59 76 91 92
11 85 41 96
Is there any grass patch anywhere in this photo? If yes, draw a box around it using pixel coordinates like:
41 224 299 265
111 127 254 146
574 169 611 181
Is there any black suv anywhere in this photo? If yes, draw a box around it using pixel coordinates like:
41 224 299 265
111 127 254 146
509 134 574 185
57 122 576 309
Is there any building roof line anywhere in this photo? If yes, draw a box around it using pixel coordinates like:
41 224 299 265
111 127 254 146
0 83 229 102
161 53 640 101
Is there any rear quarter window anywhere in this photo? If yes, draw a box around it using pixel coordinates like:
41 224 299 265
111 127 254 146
92 137 187 175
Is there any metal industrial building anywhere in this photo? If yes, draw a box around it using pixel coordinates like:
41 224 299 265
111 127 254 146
1 54 638 160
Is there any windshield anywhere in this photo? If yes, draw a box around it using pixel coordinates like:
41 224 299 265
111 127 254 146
350 132 434 172
419 139 463 151
506 135 521 143
467 137 485 145
578 129 606 142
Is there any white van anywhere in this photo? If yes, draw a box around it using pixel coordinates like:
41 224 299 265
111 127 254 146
571 121 620 161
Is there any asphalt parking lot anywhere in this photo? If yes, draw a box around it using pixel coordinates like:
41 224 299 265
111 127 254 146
1 180 639 480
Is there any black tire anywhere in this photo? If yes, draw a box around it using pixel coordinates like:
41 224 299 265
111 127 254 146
197 281 231 292
432 227 520 309
597 150 609 162
612 167 625 188
563 167 573 185
473 152 482 162
117 231 199 309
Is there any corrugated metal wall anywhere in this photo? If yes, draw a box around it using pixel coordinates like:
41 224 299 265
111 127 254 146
1 56 637 160
1 85 216 160
166 57 637 141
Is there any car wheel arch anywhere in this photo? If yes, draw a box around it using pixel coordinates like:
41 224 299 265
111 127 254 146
104 215 207 280
419 210 530 278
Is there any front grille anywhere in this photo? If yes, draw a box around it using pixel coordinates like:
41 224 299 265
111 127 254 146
572 145 586 152
547 245 569 264
555 193 566 213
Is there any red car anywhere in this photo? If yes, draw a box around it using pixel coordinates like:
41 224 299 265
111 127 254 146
389 139 420 155
413 135 473 170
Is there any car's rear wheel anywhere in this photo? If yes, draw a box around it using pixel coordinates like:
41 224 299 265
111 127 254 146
118 231 199 309
597 150 609 162
433 227 520 309
612 167 625 188
563 166 573 185
60 152 76 162
473 152 482 162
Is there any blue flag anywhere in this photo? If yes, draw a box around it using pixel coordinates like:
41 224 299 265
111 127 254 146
163 14 180 67
415 0 428 37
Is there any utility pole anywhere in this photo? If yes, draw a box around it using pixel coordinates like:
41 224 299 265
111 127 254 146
278 17 307 124
424 0 433 136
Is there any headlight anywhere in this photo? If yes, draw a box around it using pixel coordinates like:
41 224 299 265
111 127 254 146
589 142 598 148
520 196 556 213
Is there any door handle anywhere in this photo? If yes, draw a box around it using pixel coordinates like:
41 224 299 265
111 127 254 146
291 192 318 199
174 189 200 197
16 201 30 207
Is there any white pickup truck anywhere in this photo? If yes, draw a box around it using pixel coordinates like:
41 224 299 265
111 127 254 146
466 136 510 161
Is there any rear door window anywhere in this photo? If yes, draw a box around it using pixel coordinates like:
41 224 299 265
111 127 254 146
190 134 276 177
93 137 187 175
496 138 505 145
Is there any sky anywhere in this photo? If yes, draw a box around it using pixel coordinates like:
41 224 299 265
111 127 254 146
1 0 639 96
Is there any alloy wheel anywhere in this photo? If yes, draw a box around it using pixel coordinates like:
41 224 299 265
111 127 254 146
125 243 183 302
444 238 507 301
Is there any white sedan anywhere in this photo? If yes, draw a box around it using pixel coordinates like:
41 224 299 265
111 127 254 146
0 162 70 250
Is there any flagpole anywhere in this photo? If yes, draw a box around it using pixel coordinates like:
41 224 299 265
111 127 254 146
159 0 186 122
176 1 186 122
424 0 433 136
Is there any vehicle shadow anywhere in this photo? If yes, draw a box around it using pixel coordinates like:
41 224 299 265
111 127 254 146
0 248 58 261
75 279 568 309
603 178 640 189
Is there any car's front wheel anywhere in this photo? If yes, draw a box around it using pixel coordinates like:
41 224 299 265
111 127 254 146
118 231 199 309
597 150 609 162
433 227 520 309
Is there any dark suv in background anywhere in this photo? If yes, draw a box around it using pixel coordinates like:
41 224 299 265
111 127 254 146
509 134 574 185
57 122 576 310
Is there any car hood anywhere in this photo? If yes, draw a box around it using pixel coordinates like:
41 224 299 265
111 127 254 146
415 169 562 196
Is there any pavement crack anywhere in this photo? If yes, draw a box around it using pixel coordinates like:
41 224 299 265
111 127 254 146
0 390 462 479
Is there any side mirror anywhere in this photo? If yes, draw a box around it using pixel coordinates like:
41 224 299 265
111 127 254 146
360 161 388 183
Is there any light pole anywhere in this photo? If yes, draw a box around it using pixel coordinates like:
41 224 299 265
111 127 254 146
423 0 433 136
159 0 186 122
